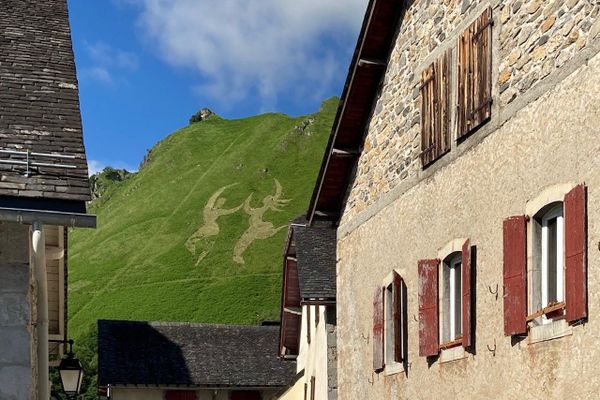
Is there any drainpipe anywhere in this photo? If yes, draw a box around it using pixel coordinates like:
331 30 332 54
32 221 49 400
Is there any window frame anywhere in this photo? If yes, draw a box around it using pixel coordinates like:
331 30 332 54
380 270 406 375
441 252 463 344
540 203 565 323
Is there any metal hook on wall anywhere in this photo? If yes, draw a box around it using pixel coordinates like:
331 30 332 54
413 314 419 323
361 332 370 344
487 339 497 357
488 283 499 300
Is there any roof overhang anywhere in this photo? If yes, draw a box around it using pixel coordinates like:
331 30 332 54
307 0 404 224
0 207 96 228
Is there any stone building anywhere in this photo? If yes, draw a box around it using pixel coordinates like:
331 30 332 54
0 0 95 398
97 321 296 400
277 218 337 400
305 0 600 399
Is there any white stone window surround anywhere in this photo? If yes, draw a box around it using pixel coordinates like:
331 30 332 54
437 239 469 364
382 270 405 376
525 183 578 344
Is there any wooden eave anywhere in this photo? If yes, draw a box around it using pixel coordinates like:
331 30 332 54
279 225 301 358
307 0 404 224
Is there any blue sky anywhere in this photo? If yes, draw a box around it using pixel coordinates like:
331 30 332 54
68 0 367 174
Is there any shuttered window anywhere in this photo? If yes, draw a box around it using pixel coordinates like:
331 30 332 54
503 216 528 336
457 8 493 139
461 239 473 349
564 184 587 323
392 272 405 363
421 50 451 167
373 285 384 372
418 259 440 357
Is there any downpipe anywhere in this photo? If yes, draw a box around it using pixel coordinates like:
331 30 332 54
32 221 49 400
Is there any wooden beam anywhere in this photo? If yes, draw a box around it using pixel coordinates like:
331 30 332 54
358 58 387 69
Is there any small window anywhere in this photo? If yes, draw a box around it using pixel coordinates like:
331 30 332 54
531 203 565 324
441 253 462 344
373 271 406 373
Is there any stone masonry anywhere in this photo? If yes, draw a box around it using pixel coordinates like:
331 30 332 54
342 0 600 226
0 222 33 399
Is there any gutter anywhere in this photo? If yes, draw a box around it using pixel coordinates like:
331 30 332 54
0 207 96 228
32 222 49 400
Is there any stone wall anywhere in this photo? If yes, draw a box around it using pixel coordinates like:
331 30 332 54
342 0 600 226
0 222 33 399
336 48 600 399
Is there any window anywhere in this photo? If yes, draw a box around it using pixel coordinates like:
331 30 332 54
534 203 565 324
373 271 406 373
503 184 588 337
420 50 451 167
418 239 473 359
441 253 462 344
457 8 493 139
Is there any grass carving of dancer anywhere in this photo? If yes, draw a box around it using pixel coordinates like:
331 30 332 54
185 183 242 265
233 179 290 264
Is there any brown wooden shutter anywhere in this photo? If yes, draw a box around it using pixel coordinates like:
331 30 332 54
461 239 472 349
418 259 439 357
564 184 587 323
457 8 493 139
392 271 404 362
421 50 451 167
503 216 528 336
373 285 384 371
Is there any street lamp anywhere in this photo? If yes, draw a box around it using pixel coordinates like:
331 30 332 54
51 339 84 399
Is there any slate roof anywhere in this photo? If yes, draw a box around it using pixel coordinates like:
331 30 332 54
293 221 337 300
0 0 91 202
98 320 297 388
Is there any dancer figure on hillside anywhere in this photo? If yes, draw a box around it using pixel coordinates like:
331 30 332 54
185 183 242 265
233 179 290 264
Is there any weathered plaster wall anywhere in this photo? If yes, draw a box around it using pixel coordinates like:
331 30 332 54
0 222 33 399
296 305 335 400
342 0 600 224
337 49 600 399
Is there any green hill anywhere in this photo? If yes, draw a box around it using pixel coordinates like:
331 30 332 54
67 98 337 396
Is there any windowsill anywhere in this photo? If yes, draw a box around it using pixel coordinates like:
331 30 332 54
526 302 565 322
527 318 572 345
383 362 404 376
440 345 467 364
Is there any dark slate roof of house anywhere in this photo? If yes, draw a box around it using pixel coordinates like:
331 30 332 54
293 222 337 300
0 0 91 202
98 320 297 388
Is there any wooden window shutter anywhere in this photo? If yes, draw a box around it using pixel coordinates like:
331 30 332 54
420 50 451 167
392 271 404 362
461 239 473 349
502 216 528 336
418 259 440 357
564 184 587 323
457 8 493 139
373 285 384 372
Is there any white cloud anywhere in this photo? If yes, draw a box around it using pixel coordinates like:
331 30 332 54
125 0 366 109
80 42 139 85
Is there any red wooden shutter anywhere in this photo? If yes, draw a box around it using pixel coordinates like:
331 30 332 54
418 259 439 357
503 216 528 336
421 51 451 167
457 8 493 139
461 239 472 349
165 390 197 400
373 285 384 371
392 271 404 362
564 184 587 323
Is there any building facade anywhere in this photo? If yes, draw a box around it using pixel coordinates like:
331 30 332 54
278 219 337 400
0 0 94 398
307 0 600 399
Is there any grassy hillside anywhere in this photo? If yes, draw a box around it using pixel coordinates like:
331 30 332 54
67 98 337 396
